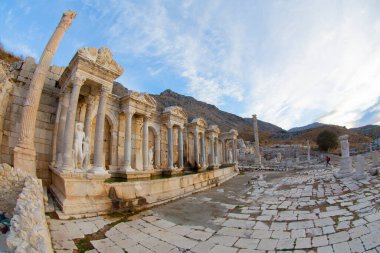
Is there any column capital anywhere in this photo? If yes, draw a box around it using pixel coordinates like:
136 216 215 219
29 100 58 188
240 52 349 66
72 74 86 87
252 114 257 119
59 10 77 30
100 85 112 96
85 94 96 106
165 121 174 129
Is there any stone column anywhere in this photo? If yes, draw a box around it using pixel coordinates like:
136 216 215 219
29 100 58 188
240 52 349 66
334 135 353 178
215 138 219 165
221 139 226 163
252 114 261 166
142 116 149 171
90 86 110 175
122 111 134 172
110 130 118 169
167 123 173 170
178 127 184 168
353 155 368 180
83 95 96 144
201 133 206 167
307 140 311 162
50 95 63 167
210 136 215 167
55 90 70 167
14 10 76 175
155 135 161 169
62 75 85 172
194 130 199 165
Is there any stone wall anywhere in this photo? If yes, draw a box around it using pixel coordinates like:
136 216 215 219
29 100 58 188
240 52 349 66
0 163 26 214
0 58 64 185
6 171 53 253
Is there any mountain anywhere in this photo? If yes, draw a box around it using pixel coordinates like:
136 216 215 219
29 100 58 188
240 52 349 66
288 122 325 132
112 83 284 141
350 125 380 139
151 89 285 141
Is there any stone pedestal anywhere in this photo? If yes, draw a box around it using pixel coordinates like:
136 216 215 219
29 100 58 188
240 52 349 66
49 167 112 216
334 135 353 179
353 155 368 180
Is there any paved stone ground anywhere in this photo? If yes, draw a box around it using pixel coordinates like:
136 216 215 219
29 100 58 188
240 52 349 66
50 163 380 253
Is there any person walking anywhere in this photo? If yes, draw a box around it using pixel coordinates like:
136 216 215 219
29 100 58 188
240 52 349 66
325 155 331 167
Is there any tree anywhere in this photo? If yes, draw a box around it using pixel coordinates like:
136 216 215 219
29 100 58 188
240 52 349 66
316 130 338 151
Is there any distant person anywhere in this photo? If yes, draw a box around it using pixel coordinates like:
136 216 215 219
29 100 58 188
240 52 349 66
325 155 331 167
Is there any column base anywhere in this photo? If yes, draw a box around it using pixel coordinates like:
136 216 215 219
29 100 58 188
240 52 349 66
89 166 109 175
119 165 135 173
352 172 368 181
334 171 353 179
13 145 36 176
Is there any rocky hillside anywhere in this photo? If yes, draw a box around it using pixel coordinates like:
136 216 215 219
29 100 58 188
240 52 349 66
151 89 285 140
272 124 373 151
112 83 284 141
350 125 380 139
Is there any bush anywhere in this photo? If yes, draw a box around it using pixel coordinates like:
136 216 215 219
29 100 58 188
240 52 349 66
316 130 338 151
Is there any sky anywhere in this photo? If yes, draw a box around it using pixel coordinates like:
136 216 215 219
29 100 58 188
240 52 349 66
1 0 380 130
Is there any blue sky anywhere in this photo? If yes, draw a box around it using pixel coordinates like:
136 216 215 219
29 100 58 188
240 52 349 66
1 0 380 130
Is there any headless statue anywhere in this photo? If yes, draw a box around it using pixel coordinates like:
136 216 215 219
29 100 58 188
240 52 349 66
149 146 154 165
73 123 85 169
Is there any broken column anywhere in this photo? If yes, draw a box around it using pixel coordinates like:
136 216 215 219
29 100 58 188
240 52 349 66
369 150 380 176
334 135 353 178
13 10 76 175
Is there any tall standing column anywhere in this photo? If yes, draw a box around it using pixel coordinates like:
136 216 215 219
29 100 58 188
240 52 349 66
252 114 261 166
122 111 134 172
62 75 85 172
142 116 149 171
210 136 215 167
55 90 70 167
233 139 237 163
90 86 110 174
306 140 311 162
194 130 199 165
50 94 63 167
154 135 161 169
201 133 206 167
83 95 96 143
167 124 173 170
178 127 184 168
14 10 76 175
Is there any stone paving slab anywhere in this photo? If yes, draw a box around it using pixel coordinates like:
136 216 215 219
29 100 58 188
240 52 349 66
49 163 380 253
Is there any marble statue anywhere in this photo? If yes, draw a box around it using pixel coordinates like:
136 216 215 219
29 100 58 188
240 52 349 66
73 123 85 169
228 149 233 163
82 136 90 170
148 146 154 165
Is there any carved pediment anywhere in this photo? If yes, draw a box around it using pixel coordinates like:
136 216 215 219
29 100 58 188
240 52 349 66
77 47 124 76
163 106 187 120
207 125 220 134
128 91 157 108
191 117 208 129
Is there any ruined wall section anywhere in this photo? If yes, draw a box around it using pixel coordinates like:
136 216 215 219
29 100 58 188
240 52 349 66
0 58 65 185
6 167 53 253
0 163 27 214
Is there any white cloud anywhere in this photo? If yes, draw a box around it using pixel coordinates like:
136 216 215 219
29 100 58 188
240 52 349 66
83 0 380 129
